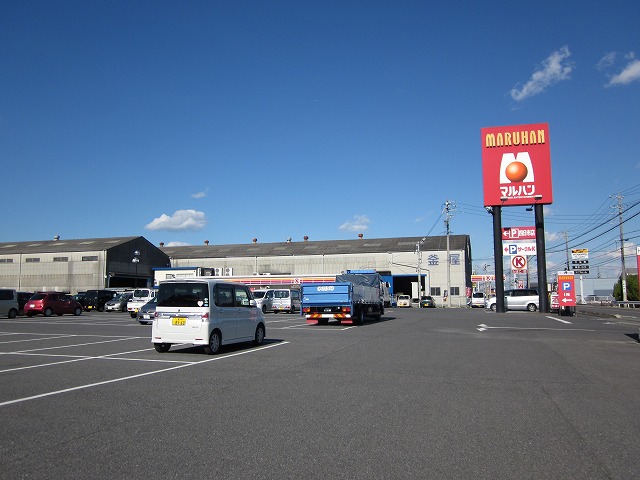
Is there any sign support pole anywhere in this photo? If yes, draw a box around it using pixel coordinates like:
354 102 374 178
493 206 505 313
535 204 549 312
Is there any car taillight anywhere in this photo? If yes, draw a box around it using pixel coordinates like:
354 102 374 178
341 306 351 313
201 312 209 321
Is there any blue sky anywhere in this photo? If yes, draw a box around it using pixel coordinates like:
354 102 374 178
1 1 639 278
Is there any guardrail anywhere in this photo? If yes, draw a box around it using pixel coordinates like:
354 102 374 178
614 301 640 308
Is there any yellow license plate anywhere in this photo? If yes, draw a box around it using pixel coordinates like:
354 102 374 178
172 317 187 326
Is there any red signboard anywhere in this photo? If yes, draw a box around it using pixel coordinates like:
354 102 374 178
502 226 536 241
557 273 576 307
481 123 553 207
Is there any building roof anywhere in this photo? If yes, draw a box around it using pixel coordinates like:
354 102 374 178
0 236 141 255
161 235 471 259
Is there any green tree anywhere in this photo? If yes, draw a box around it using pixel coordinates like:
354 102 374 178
613 274 639 301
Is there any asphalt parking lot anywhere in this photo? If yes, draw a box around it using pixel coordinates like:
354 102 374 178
1 307 639 479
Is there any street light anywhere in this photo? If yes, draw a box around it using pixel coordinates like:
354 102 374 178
132 250 140 288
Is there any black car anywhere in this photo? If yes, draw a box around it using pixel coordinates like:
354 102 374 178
419 295 436 308
83 290 118 312
17 291 34 315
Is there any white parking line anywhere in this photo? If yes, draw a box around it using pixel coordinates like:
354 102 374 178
0 334 79 345
545 315 572 324
0 347 197 373
0 341 289 408
7 336 141 353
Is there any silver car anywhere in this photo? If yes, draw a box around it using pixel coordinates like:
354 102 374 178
105 293 133 312
137 299 157 325
486 289 539 311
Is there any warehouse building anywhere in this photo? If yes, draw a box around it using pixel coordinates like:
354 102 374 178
0 235 472 306
0 236 170 293
160 235 473 306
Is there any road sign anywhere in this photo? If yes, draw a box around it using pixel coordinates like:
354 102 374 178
502 226 536 241
503 242 537 255
511 255 527 273
557 272 576 307
571 249 589 260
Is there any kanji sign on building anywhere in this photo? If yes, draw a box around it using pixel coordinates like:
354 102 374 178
557 272 576 307
481 123 553 207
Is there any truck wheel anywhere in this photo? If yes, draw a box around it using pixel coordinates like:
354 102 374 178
354 309 365 325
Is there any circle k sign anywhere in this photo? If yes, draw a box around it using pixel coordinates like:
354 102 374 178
511 255 527 272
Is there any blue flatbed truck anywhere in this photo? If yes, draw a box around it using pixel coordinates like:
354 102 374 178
301 271 385 325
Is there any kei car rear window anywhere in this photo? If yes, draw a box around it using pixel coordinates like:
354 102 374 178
157 283 210 307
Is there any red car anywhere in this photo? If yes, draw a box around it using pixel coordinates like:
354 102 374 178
24 292 83 317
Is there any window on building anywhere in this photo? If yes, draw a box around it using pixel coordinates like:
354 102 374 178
0 258 13 263
25 258 40 263
82 256 98 261
53 257 69 262
430 287 441 296
451 287 460 295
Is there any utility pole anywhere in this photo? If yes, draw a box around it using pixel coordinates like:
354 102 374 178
614 193 628 301
563 231 570 271
443 200 456 308
416 237 427 304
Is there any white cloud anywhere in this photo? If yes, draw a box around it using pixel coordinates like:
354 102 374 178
510 46 573 101
191 188 209 199
339 215 370 232
596 52 616 70
607 56 640 87
145 209 207 231
164 241 191 247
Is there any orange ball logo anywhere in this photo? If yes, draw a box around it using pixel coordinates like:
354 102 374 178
505 161 528 182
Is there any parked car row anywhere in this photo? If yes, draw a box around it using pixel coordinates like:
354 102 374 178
1 289 83 317
0 288 154 318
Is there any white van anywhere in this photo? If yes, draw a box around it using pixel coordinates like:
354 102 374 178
471 291 486 308
127 288 156 318
271 289 301 313
152 279 266 354
252 289 274 313
0 289 19 318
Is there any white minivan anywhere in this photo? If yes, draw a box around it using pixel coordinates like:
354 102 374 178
152 279 266 354
271 289 301 313
252 288 274 313
0 289 19 318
